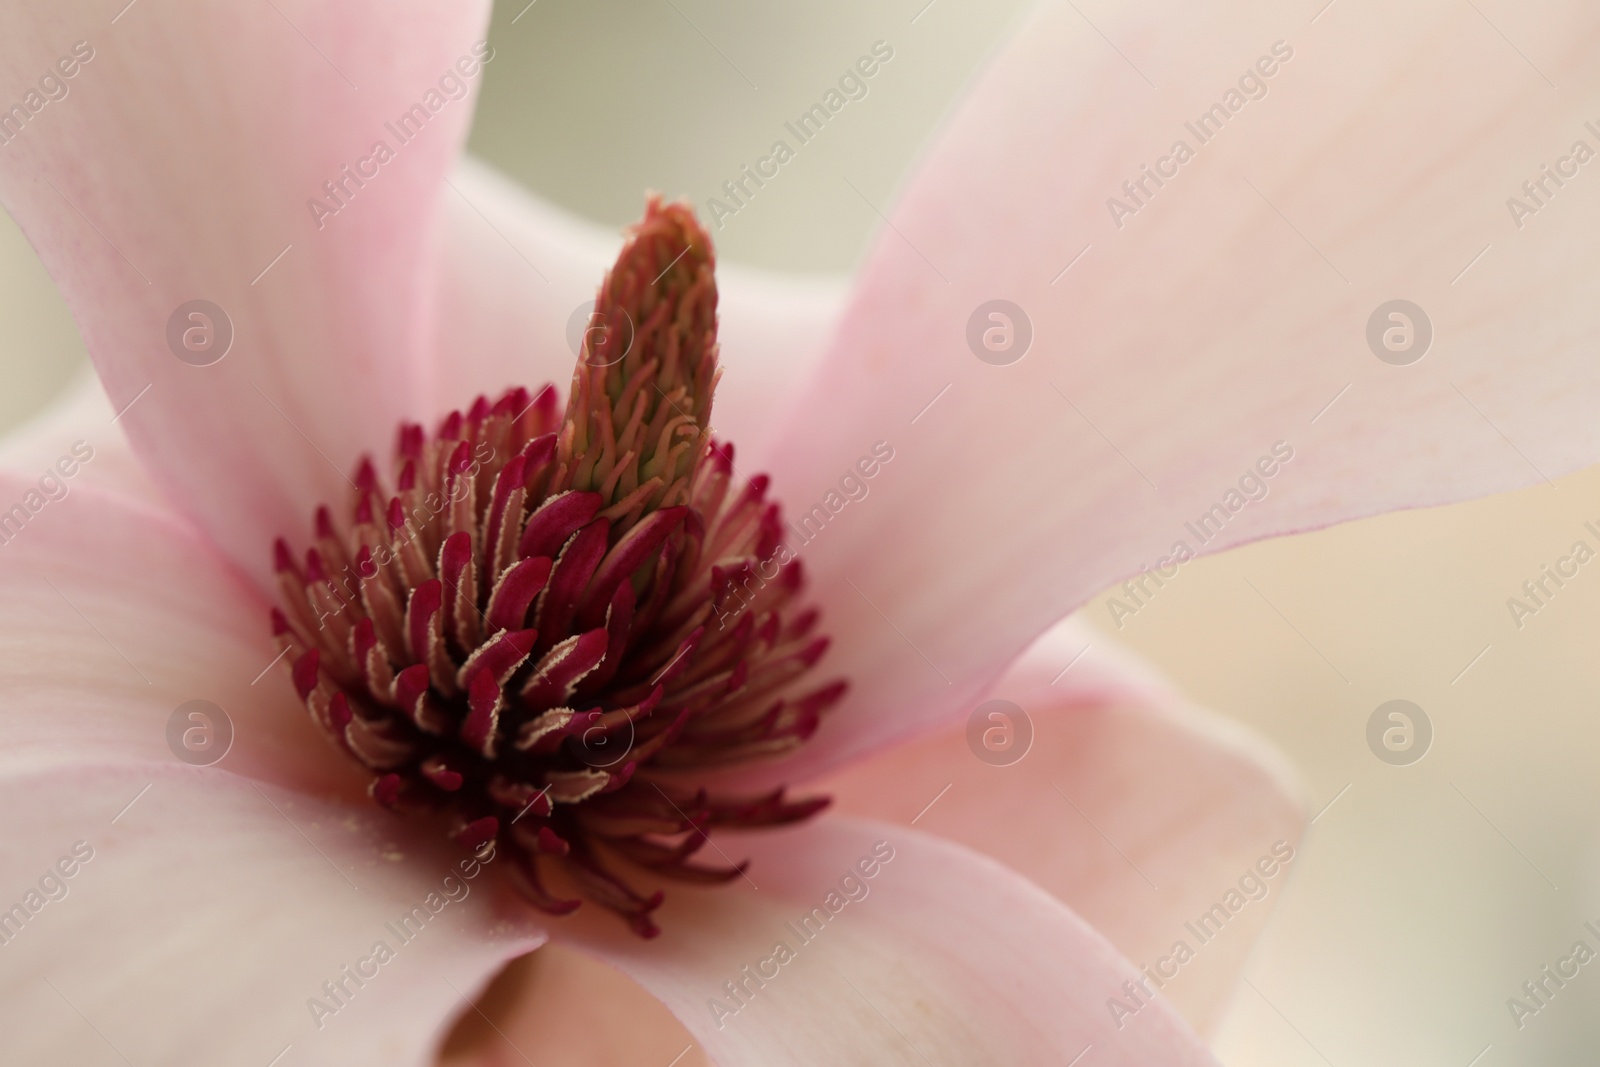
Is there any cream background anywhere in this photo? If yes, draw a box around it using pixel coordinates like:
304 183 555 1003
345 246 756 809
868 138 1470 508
4 0 1595 1062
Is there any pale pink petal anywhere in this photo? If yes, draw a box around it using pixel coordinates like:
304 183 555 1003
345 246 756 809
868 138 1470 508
555 817 1216 1066
0 368 160 506
432 158 845 459
753 1 1600 779
429 158 613 405
0 471 345 792
0 471 545 1064
0 766 543 1067
711 270 845 461
0 2 495 586
820 616 1305 1036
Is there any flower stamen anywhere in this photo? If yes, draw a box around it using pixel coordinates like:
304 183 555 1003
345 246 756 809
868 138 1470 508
270 197 842 937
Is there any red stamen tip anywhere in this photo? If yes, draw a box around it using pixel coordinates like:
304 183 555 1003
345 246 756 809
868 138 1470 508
536 827 570 855
398 423 424 460
291 650 320 699
273 538 296 574
457 816 499 852
372 773 404 809
354 456 378 493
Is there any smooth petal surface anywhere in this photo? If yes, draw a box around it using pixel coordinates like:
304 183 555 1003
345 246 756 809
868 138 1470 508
433 158 846 460
0 473 545 1065
0 472 344 791
430 158 611 406
0 368 159 506
0 767 544 1067
556 817 1217 1066
0 1 493 587
820 616 1306 1036
755 0 1600 780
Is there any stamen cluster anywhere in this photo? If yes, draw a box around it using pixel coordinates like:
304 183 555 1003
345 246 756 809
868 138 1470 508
271 199 842 936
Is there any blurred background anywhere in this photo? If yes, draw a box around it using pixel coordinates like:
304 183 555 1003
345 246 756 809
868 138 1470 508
6 0 1598 1062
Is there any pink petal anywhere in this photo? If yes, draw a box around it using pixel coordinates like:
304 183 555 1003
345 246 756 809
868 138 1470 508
0 767 543 1067
0 471 545 1063
0 473 345 792
429 159 614 403
755 3 1600 779
0 369 160 506
0 2 495 587
705 269 844 462
553 817 1216 1065
819 616 1305 1036
431 159 845 459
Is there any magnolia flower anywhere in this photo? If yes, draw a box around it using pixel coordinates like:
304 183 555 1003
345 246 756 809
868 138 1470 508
2 1 1599 1064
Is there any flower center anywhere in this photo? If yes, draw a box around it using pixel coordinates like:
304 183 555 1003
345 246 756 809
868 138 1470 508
270 198 842 937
